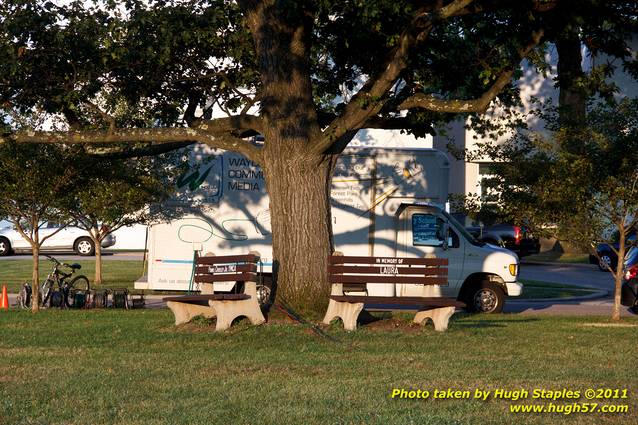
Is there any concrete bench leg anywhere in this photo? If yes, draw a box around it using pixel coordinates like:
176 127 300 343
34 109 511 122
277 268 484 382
209 298 266 331
413 306 456 331
323 300 365 331
166 301 217 326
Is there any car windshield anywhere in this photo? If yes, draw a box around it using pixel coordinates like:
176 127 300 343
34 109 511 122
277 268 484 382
442 211 485 247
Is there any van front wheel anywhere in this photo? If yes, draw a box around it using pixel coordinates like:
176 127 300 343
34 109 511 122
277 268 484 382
465 281 505 314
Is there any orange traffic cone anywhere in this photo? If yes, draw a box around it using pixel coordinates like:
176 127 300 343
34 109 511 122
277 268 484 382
0 285 8 310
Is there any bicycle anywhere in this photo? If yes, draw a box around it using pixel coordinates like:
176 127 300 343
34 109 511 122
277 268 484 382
18 255 90 308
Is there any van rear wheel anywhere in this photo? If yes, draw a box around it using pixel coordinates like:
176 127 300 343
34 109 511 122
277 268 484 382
465 281 505 314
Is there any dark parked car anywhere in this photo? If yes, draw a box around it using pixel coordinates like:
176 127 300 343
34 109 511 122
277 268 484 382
589 231 637 272
466 224 540 257
621 246 638 314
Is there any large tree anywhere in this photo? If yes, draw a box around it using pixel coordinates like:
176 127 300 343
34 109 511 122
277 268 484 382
0 0 634 305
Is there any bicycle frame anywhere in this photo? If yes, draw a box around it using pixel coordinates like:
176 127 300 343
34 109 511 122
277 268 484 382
41 256 85 307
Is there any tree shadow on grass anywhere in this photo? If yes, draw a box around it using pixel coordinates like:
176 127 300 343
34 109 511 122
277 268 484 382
451 314 542 329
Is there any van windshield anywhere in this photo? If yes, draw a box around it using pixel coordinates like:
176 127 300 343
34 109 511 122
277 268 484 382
441 211 485 247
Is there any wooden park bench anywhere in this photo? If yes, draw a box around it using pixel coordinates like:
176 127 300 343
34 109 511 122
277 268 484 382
323 253 465 332
163 252 266 331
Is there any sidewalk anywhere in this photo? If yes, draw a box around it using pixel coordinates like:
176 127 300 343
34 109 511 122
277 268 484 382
506 296 635 317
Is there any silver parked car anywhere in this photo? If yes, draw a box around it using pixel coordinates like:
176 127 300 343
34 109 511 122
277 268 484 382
0 223 116 256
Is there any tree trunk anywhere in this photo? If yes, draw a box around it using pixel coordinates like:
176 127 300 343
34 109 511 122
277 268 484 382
243 1 332 310
31 245 40 313
611 234 626 321
263 155 333 309
94 236 103 286
556 27 587 130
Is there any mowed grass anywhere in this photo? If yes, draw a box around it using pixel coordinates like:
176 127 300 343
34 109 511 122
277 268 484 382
0 310 636 425
519 279 598 299
0 259 144 292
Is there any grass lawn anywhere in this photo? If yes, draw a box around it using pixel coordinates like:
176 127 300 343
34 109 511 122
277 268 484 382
518 279 598 299
0 310 636 424
0 259 144 293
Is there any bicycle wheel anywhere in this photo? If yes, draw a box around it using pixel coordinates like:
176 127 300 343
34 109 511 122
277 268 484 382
65 275 90 308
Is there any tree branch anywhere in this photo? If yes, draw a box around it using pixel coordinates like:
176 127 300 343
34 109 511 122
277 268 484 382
39 223 70 245
183 95 200 126
362 115 434 132
314 0 476 155
83 101 116 131
11 218 37 247
89 141 196 159
451 0 559 17
2 115 265 163
396 29 544 114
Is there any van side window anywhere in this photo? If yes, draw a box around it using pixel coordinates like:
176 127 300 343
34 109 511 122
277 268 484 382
412 214 445 246
412 214 459 248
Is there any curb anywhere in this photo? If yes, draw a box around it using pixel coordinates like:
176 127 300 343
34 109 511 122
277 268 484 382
509 289 609 304
521 260 596 269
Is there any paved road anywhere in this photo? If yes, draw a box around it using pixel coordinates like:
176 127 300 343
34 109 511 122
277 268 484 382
519 262 614 291
509 262 633 316
0 251 144 261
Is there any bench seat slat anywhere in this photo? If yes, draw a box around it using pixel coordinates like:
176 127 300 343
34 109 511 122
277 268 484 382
163 294 251 304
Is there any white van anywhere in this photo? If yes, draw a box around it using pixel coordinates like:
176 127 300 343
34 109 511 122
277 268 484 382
137 145 521 313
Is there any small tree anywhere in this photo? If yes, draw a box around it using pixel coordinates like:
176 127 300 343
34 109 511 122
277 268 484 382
463 99 638 320
69 152 183 285
0 143 77 312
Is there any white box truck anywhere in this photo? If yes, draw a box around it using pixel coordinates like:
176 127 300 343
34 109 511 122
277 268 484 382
137 144 522 313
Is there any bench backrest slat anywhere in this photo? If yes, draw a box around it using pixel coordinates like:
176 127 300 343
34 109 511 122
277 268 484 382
330 275 448 285
329 254 448 286
195 263 257 274
195 272 258 283
196 254 259 264
330 255 447 266
194 253 259 284
329 265 444 276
